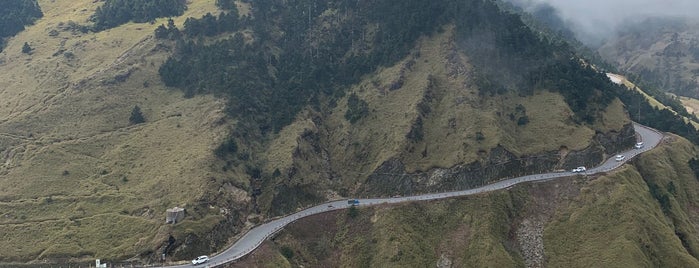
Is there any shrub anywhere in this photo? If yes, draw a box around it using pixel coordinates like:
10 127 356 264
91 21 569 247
21 42 32 54
517 115 530 126
214 137 238 158
345 93 369 124
689 158 699 180
91 0 187 31
475 131 485 141
347 206 359 219
129 105 146 125
280 245 294 259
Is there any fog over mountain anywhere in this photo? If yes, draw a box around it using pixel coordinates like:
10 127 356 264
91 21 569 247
507 0 699 46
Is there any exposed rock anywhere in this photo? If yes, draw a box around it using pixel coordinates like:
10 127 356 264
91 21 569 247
362 124 636 197
436 253 453 268
517 218 545 268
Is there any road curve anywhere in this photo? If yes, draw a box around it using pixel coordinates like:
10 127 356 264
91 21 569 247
161 123 663 268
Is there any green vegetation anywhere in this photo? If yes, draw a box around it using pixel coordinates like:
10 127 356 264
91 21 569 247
598 18 699 98
21 42 32 54
497 1 614 71
235 137 699 267
616 86 699 144
128 105 145 125
344 93 369 124
160 0 621 138
154 18 181 40
0 0 42 51
4 0 691 264
0 0 237 263
259 190 527 268
347 206 358 219
215 0 238 11
91 0 187 31
690 158 699 179
647 182 672 213
545 137 699 267
215 137 239 158
280 245 294 259
625 74 699 122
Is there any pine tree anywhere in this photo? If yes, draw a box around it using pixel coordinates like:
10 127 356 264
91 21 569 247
21 42 32 54
129 105 146 125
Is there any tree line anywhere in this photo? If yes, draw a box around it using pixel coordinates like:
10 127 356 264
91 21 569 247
0 0 43 51
91 0 187 31
156 0 694 142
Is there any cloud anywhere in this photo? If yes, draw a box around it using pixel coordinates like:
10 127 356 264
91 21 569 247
507 0 699 46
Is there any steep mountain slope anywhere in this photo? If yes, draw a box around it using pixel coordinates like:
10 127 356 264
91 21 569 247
598 18 699 98
227 135 699 268
0 0 641 265
0 0 43 51
256 25 632 217
183 0 634 219
0 0 246 263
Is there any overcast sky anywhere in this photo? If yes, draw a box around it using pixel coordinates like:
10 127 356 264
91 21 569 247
509 0 699 45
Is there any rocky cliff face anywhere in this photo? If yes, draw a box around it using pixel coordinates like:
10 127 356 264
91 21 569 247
362 122 635 197
226 136 699 268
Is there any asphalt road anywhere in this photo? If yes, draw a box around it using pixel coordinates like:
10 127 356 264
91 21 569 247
161 123 663 268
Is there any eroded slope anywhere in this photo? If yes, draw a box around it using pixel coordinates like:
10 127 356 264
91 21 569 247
229 136 699 268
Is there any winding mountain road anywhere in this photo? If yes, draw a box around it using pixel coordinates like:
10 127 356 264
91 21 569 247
163 123 663 268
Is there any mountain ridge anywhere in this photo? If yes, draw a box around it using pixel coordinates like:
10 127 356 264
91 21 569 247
0 0 689 265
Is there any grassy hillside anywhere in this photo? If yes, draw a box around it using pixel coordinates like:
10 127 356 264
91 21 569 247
0 0 43 51
598 18 699 98
0 0 252 263
681 96 699 116
256 23 631 216
0 0 639 264
231 190 529 268
607 73 699 130
229 136 699 268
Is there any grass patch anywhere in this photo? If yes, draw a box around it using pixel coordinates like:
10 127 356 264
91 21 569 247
608 73 699 129
0 0 239 262
263 190 527 268
544 138 699 267
680 96 699 117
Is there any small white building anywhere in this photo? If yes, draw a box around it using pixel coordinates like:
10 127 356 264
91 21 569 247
166 207 185 224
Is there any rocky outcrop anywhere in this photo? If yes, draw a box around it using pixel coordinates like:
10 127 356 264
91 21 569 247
361 123 636 197
517 218 545 268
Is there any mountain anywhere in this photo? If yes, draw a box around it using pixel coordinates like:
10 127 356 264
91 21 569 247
598 18 699 99
227 135 699 268
0 0 43 51
0 0 692 266
0 0 237 263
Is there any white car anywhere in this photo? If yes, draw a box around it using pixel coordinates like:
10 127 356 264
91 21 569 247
615 155 626 162
192 255 209 265
572 166 586 173
634 142 644 149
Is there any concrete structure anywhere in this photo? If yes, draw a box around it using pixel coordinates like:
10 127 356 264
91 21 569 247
166 207 185 224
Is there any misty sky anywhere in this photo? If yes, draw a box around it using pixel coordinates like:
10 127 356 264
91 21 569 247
511 0 699 45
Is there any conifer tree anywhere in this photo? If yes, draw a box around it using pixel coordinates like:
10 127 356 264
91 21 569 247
129 105 146 125
21 42 32 54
